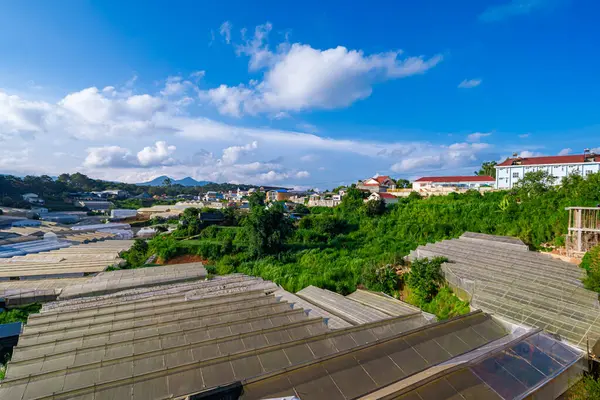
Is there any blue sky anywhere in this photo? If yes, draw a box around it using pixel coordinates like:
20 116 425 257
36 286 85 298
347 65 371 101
1 0 598 188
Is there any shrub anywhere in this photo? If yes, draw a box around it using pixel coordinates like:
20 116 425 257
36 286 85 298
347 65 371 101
581 245 600 292
406 257 446 305
361 264 400 294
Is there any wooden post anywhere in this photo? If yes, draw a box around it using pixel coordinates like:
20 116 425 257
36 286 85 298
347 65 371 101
577 208 583 253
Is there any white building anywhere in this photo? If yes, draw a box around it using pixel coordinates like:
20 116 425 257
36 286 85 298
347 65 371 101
367 192 399 206
495 152 600 189
22 193 44 205
413 176 495 191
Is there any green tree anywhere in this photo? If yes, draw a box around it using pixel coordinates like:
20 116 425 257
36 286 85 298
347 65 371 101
1 196 14 207
248 191 266 208
162 177 172 187
339 187 365 212
581 245 600 292
406 257 446 305
244 202 293 257
364 198 386 217
475 161 497 178
395 178 412 189
513 170 556 197
293 204 310 215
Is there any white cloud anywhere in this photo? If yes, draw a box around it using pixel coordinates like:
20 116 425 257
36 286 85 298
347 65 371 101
295 170 310 179
219 21 232 44
257 170 289 183
467 132 492 142
190 70 206 80
84 146 136 168
519 133 530 138
479 0 557 22
300 154 317 162
137 141 177 166
220 141 258 164
84 141 177 168
161 76 193 96
458 79 482 89
558 148 572 156
390 142 490 173
204 22 442 117
519 150 543 158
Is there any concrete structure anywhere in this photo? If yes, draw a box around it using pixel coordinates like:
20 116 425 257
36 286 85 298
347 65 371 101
413 175 495 191
566 206 600 257
495 151 600 189
202 191 224 202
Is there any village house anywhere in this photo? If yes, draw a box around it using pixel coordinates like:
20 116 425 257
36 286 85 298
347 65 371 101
367 192 399 206
357 175 396 193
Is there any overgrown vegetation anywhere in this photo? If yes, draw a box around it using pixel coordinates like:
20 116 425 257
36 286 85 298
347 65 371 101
581 244 600 292
118 170 600 319
0 303 42 325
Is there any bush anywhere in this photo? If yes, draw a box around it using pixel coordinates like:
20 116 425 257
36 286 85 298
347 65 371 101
581 245 600 292
0 303 41 324
149 235 179 262
361 264 400 294
406 257 446 305
120 239 149 268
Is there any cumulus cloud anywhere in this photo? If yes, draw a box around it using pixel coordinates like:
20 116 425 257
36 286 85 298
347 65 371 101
84 141 177 168
558 148 572 156
458 79 482 89
518 150 543 158
203 22 442 117
137 141 177 166
221 141 258 164
467 132 492 142
295 170 310 179
390 142 490 173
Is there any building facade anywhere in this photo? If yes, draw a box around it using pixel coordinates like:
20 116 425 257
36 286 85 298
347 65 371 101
413 176 495 191
495 153 600 189
357 176 396 193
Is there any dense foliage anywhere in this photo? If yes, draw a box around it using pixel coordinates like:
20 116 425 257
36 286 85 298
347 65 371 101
406 257 446 304
0 303 42 324
581 245 600 292
172 171 600 318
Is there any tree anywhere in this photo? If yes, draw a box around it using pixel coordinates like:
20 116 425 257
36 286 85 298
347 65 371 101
475 161 497 178
339 187 366 212
1 197 13 207
162 177 172 187
364 198 386 217
513 170 556 197
293 204 310 215
248 191 266 209
406 257 446 305
581 245 600 292
244 202 293 257
395 179 412 189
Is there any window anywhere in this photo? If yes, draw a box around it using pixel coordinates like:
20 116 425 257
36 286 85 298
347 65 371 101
586 170 593 176
512 172 519 178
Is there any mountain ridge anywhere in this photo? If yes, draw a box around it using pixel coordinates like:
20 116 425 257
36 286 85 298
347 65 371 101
136 176 213 187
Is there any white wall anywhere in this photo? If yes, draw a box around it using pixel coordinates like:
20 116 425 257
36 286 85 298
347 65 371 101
496 162 600 189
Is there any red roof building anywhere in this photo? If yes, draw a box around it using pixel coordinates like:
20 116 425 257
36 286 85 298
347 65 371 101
495 152 600 189
497 154 593 167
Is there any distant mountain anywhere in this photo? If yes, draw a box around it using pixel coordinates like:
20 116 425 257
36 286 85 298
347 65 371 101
137 176 213 187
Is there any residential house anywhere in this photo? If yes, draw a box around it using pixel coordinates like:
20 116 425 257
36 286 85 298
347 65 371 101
22 193 44 205
357 175 396 193
367 192 399 206
413 176 495 191
202 191 224 202
495 151 600 189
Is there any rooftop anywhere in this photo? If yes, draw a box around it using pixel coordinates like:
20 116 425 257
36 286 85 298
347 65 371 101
414 175 495 183
497 153 598 167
